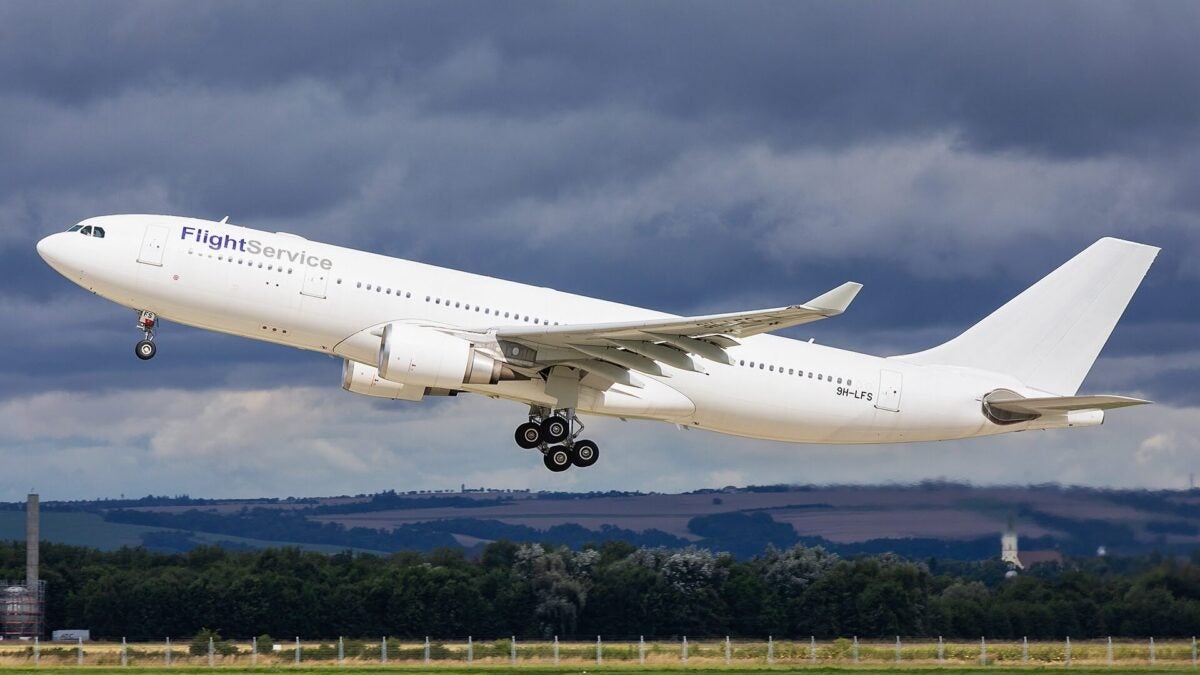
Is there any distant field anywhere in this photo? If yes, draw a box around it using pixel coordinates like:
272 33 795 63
0 510 382 554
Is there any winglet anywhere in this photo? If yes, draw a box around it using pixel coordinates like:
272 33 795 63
804 282 862 315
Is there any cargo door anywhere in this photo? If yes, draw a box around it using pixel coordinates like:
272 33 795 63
300 268 329 299
875 369 903 412
136 224 169 266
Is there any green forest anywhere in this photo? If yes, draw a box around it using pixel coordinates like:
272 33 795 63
2 540 1198 641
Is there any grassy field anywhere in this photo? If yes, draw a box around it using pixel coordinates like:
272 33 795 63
0 640 1193 671
0 662 1185 667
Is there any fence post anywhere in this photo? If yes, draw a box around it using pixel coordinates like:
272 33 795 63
725 636 731 665
294 637 300 665
425 636 431 665
166 637 172 667
1150 637 1156 666
1192 636 1197 668
980 636 986 666
896 636 902 664
382 637 388 664
1107 637 1113 667
250 636 255 666
1023 636 1029 665
122 637 128 667
77 637 83 666
468 636 474 664
598 635 604 665
938 636 944 664
639 636 645 665
852 636 859 664
810 635 816 664
510 636 516 665
338 636 344 665
33 636 39 667
553 636 559 665
208 636 214 667
767 635 774 665
1066 636 1071 667
682 636 688 663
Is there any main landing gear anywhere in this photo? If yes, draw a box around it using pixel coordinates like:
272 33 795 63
514 406 600 472
134 310 157 360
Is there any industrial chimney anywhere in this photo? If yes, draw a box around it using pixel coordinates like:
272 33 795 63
26 493 38 588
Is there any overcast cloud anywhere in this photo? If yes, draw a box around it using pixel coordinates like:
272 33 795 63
1 1 1198 501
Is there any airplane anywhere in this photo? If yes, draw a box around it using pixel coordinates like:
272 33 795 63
37 215 1157 472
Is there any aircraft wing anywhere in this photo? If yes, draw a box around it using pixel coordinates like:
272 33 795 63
491 282 861 381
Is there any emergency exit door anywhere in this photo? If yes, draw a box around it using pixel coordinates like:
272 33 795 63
875 369 903 412
136 225 168 266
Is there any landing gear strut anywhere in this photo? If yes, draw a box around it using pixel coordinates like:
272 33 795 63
514 406 601 471
134 310 157 360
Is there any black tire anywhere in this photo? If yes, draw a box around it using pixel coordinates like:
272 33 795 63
515 422 542 449
135 340 156 360
543 446 572 472
540 415 570 444
572 440 599 468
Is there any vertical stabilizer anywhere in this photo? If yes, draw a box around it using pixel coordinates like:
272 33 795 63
900 238 1158 395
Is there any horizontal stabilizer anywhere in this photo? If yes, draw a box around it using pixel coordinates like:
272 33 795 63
985 392 1151 417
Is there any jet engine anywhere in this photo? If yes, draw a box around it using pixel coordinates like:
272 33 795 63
377 323 522 390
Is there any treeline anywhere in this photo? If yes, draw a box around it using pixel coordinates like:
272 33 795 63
1 540 1198 640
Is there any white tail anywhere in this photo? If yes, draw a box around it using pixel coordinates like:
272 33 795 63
901 238 1158 395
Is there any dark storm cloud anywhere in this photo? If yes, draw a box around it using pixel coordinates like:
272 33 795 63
1 0 1197 410
3 2 1197 156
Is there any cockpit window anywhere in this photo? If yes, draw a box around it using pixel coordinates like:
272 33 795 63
67 225 83 232
92 227 105 238
79 225 93 236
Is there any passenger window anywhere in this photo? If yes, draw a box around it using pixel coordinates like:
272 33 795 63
759 363 765 370
740 360 745 366
769 365 774 372
749 361 754 368
818 374 823 381
455 302 461 308
808 372 813 378
847 379 853 386
837 377 843 384
504 312 510 318
788 368 794 375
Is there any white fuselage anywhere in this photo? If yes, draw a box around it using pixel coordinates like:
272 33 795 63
38 214 1057 445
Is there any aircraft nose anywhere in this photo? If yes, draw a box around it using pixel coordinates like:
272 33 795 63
36 233 60 264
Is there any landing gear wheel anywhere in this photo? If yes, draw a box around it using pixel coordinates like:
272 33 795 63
543 447 572 472
135 339 156 361
541 415 570 444
571 440 599 468
515 422 542 449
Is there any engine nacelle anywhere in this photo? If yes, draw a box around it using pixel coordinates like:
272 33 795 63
377 323 519 390
342 360 424 401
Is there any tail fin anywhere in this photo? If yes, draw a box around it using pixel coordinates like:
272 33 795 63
900 238 1159 395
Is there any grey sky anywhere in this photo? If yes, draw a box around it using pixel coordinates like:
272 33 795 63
1 1 1197 500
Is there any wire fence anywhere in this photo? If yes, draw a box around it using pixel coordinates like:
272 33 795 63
0 635 1196 668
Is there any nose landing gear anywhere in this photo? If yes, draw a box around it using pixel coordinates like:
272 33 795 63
134 310 157 360
515 406 601 471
